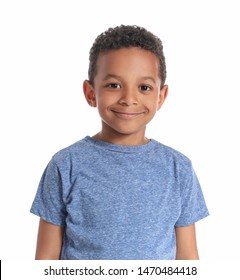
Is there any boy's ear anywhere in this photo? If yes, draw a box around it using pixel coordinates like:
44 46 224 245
157 85 168 110
83 80 97 107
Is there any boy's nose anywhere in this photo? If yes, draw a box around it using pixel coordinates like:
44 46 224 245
118 89 138 106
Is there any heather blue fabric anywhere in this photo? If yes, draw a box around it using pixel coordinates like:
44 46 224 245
30 136 209 260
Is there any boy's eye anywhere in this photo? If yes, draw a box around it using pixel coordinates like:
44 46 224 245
139 85 152 91
106 83 121 89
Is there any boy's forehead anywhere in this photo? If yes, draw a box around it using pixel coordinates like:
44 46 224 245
95 47 160 76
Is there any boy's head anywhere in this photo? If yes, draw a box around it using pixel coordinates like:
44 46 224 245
88 25 166 89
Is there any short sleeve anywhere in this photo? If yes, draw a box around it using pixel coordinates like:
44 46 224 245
175 164 209 227
30 158 66 226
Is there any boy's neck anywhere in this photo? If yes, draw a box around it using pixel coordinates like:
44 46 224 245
93 131 150 146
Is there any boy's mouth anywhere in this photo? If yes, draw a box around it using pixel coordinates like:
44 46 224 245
111 109 145 119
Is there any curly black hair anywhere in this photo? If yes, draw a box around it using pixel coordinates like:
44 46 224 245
88 25 167 89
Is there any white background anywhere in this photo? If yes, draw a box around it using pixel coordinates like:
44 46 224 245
0 0 239 260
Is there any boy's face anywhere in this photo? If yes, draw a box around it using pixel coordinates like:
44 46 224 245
83 47 168 145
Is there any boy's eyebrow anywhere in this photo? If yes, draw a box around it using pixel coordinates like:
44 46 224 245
141 76 157 84
103 74 122 81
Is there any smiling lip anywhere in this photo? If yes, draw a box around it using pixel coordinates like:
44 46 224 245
111 110 145 119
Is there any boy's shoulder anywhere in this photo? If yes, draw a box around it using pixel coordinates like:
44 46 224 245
152 139 191 162
51 137 90 164
151 140 194 176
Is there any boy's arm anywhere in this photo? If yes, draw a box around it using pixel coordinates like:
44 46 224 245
35 218 64 260
175 224 199 260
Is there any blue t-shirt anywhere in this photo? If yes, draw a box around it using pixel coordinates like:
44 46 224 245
30 136 209 260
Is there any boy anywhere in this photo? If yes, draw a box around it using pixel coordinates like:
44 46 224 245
30 25 209 260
